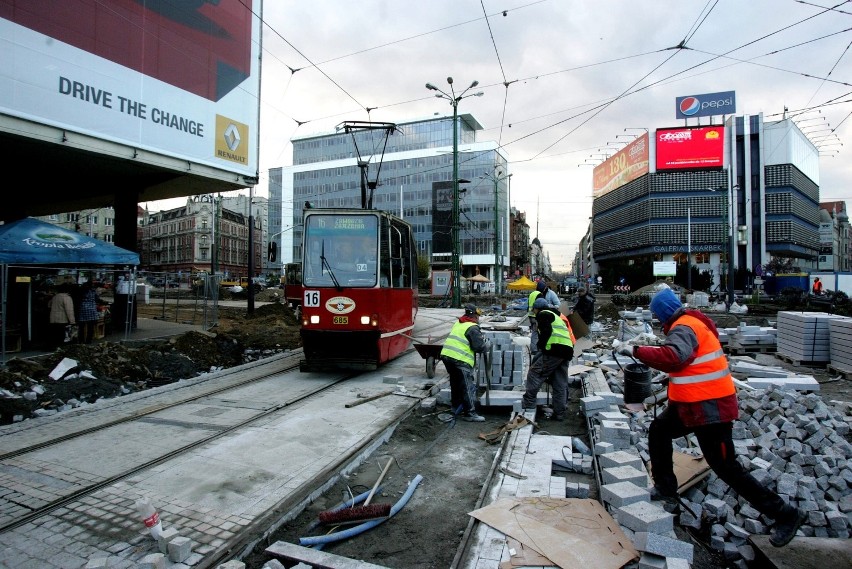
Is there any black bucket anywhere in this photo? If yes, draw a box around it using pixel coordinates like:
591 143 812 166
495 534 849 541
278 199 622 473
623 362 653 403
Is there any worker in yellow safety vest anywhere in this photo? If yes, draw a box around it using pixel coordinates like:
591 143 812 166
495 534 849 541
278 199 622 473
440 304 492 422
521 298 574 421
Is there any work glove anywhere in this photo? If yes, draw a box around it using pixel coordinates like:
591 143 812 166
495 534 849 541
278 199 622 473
612 339 634 357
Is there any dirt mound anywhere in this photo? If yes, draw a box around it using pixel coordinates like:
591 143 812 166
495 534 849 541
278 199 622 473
0 301 305 423
214 303 302 351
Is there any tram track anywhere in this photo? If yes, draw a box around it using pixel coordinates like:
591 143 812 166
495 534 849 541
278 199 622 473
0 356 360 536
0 309 460 567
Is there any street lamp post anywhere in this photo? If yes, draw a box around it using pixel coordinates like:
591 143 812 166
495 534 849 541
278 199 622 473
710 185 735 310
426 77 483 308
687 207 691 290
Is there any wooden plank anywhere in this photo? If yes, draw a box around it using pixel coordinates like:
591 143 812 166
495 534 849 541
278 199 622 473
266 541 392 569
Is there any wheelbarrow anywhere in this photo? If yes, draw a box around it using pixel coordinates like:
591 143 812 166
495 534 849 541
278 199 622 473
413 342 443 379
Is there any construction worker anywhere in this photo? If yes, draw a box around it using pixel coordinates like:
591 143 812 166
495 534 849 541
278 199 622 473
573 287 596 325
522 298 574 421
615 287 805 547
812 277 823 295
440 304 492 422
527 281 544 355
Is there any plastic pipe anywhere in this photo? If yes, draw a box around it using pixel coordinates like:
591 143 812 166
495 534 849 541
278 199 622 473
299 474 423 546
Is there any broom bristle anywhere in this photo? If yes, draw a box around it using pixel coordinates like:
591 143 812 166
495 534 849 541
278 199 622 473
318 503 391 525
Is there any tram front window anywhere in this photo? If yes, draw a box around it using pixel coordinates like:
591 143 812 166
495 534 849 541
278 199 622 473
303 215 379 287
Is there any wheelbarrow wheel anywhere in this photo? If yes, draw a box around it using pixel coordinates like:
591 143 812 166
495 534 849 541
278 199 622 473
426 356 436 379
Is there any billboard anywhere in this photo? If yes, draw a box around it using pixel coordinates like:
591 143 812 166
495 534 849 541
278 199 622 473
653 261 677 276
656 126 725 170
593 132 649 198
675 91 736 119
0 0 261 178
431 181 454 256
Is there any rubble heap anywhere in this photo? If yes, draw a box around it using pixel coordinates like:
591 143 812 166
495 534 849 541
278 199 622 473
581 353 852 568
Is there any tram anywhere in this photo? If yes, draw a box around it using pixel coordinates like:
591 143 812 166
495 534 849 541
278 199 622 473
298 208 419 372
280 262 303 315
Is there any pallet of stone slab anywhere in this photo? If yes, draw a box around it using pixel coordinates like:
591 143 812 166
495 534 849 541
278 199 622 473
776 311 847 362
774 351 830 367
728 344 777 355
825 362 852 379
828 317 852 369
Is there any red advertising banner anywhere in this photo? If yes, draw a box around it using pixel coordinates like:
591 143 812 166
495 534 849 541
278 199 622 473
656 126 725 170
593 133 649 198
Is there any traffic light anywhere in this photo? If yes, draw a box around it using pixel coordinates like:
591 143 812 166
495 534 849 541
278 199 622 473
268 242 277 263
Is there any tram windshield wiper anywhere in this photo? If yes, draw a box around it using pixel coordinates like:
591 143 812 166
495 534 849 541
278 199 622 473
319 241 343 291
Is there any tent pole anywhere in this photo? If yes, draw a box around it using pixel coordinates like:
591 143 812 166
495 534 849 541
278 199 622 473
1 264 7 368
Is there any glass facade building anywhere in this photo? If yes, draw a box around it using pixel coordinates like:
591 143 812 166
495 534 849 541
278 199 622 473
268 114 511 287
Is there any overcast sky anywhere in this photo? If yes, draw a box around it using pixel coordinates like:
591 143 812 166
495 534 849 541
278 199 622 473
145 0 851 272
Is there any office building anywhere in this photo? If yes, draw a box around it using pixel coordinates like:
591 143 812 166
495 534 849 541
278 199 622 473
268 114 513 291
584 114 823 294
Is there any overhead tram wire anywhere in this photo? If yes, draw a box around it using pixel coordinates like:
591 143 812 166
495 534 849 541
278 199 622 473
295 0 549 69
255 0 849 183
497 1 850 159
801 36 852 110
679 0 721 46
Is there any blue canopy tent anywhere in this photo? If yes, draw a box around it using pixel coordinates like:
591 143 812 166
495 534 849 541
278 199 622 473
0 218 140 365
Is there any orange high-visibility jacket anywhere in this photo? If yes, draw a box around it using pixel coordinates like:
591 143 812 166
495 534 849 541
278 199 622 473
667 314 735 402
560 313 577 344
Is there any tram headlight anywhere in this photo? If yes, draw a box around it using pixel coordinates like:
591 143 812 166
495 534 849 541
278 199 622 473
371 313 379 327
309 315 320 324
360 315 371 325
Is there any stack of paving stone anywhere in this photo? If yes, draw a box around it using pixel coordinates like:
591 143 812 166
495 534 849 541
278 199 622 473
730 357 820 391
726 323 778 353
776 311 848 364
473 330 526 388
828 317 852 375
579 368 697 567
585 378 852 569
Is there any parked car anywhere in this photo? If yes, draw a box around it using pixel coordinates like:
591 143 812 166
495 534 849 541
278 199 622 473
149 278 179 288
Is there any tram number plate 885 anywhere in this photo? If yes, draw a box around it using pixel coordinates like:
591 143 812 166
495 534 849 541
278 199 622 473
333 316 348 325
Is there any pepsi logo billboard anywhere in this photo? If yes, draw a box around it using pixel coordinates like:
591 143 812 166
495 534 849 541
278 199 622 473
676 91 736 119
656 126 725 170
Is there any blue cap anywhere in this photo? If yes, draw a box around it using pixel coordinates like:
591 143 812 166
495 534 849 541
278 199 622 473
536 279 548 293
650 288 682 324
533 298 549 311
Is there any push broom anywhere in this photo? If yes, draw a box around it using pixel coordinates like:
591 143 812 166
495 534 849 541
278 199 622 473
318 457 393 525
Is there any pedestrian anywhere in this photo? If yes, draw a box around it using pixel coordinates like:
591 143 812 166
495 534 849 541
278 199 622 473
439 303 492 422
573 287 595 325
614 287 805 547
77 281 102 345
522 298 574 421
47 283 76 348
812 277 823 295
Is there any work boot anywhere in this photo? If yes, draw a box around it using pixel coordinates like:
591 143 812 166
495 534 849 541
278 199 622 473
770 505 805 547
648 486 679 513
461 411 485 422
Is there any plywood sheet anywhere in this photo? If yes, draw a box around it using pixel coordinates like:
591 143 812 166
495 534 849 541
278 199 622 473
470 497 638 569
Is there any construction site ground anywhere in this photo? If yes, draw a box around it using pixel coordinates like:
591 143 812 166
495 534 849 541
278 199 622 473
0 290 849 569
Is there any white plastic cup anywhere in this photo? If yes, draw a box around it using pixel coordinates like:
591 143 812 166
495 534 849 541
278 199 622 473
135 499 164 539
